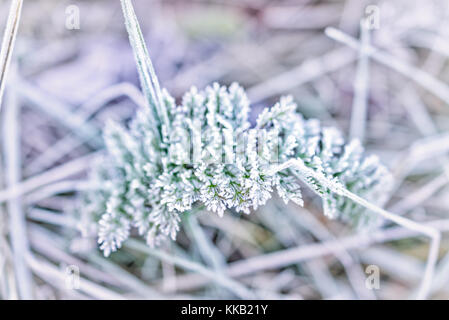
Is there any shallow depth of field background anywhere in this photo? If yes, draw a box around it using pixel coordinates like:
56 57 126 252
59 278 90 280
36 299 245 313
1 0 449 299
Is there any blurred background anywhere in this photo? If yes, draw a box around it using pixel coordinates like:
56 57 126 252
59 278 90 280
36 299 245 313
1 0 449 300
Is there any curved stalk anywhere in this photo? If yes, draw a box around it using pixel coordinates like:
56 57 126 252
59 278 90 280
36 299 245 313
0 0 23 109
268 158 441 300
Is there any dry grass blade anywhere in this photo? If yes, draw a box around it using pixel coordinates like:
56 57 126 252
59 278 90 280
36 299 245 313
2 66 33 299
0 0 23 109
120 0 170 140
349 23 370 142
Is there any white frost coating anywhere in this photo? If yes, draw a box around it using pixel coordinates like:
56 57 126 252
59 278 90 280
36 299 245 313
84 83 392 257
84 0 393 273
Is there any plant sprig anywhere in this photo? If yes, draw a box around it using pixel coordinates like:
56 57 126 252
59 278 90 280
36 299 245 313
82 2 394 258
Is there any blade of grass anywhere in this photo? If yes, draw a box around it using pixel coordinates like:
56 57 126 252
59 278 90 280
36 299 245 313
185 214 226 272
0 0 23 109
282 205 376 299
15 79 103 148
0 151 101 204
168 219 449 294
2 69 33 299
25 253 125 300
349 22 370 142
270 158 441 300
120 0 170 142
26 82 146 175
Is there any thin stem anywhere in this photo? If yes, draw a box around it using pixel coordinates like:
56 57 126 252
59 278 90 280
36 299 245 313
0 151 101 204
120 0 170 141
340 188 440 300
185 214 226 271
0 0 23 109
26 82 145 175
2 74 33 299
268 158 441 300
349 23 370 142
169 219 449 294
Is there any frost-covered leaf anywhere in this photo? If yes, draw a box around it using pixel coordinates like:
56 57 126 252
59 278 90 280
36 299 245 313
82 0 393 256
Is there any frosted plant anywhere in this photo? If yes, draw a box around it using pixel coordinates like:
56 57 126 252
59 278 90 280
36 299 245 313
82 0 392 257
